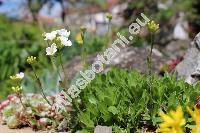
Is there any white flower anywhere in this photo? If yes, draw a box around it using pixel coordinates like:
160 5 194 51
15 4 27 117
59 36 72 46
10 72 24 80
16 72 24 79
46 44 57 55
57 29 70 38
44 31 57 41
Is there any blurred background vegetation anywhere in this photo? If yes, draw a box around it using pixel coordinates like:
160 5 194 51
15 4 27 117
0 14 107 99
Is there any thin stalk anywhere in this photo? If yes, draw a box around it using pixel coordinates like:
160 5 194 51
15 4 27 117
104 20 111 51
147 32 155 97
18 93 26 110
31 65 52 106
46 42 60 79
107 20 111 37
58 49 68 88
81 33 86 67
50 55 62 82
17 93 34 127
148 32 155 75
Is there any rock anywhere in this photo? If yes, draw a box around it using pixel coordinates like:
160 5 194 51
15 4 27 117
108 46 166 73
93 13 107 23
175 32 200 84
165 40 190 59
64 2 126 35
157 0 173 10
57 119 68 132
94 126 112 133
65 45 168 81
173 12 189 40
110 3 128 15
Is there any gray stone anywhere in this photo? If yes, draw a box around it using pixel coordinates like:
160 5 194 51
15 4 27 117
175 32 200 84
173 12 189 40
64 45 168 81
57 119 68 132
94 126 112 133
165 40 190 59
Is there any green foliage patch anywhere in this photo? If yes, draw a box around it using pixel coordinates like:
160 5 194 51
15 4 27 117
0 16 47 99
73 68 200 132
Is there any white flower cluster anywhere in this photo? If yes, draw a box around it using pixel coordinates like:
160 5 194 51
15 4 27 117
44 29 72 56
15 72 24 79
10 72 24 80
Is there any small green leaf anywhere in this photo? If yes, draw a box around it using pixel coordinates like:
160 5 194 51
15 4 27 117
88 96 97 105
108 106 118 115
79 112 94 128
185 124 195 130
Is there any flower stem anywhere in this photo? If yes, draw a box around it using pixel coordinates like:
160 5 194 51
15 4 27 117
81 33 86 67
17 93 34 127
147 32 155 75
31 65 52 106
18 93 26 110
104 20 111 51
147 32 155 97
58 49 68 88
50 55 63 82
107 20 111 35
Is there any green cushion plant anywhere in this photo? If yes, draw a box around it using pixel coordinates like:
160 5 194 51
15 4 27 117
73 68 200 132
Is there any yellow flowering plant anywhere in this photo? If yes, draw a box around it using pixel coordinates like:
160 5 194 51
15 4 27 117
76 33 84 45
157 106 186 133
12 86 23 94
104 12 112 51
147 20 160 33
147 20 160 75
80 26 87 33
27 56 37 65
79 26 87 67
9 71 27 111
26 56 52 106
187 106 200 133
106 12 113 21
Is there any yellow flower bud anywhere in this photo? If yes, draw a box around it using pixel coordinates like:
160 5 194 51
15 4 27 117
80 26 87 33
12 86 23 93
76 33 83 45
106 13 113 21
27 56 36 64
147 20 159 32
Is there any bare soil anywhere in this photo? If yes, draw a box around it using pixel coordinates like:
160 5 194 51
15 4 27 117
0 125 48 133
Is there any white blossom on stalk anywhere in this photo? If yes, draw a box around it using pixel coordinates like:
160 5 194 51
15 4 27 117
57 29 70 38
46 44 57 55
44 31 57 41
59 36 72 46
16 72 24 79
10 72 24 80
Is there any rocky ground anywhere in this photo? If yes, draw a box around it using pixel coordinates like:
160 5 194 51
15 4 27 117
175 32 200 85
65 45 168 81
